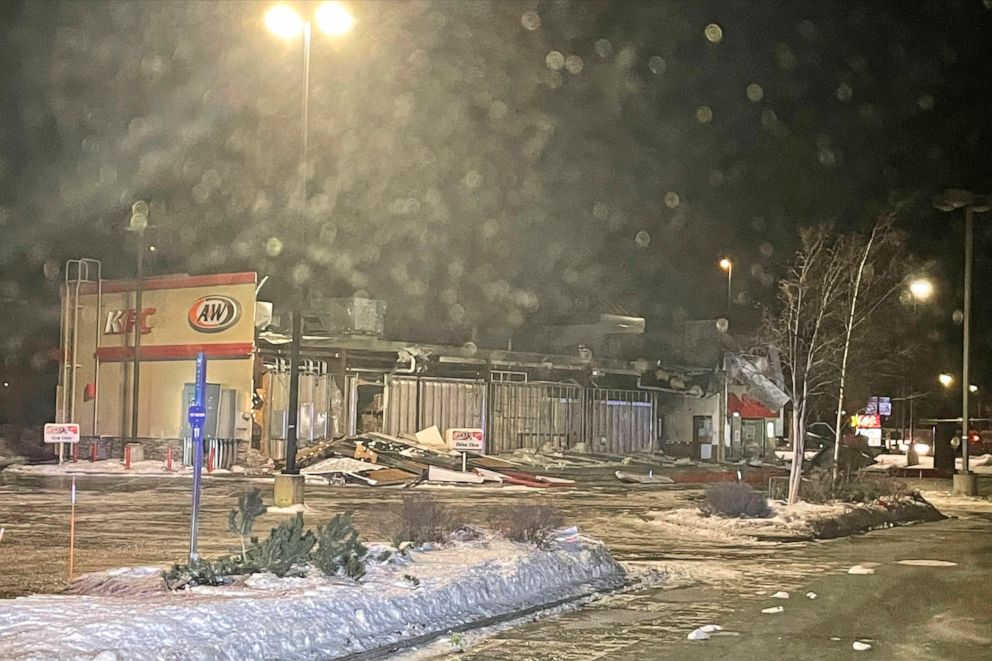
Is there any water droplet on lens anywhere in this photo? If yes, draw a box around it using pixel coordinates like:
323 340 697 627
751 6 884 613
635 230 651 248
545 50 565 71
664 192 680 208
746 83 764 102
695 106 713 123
265 237 284 257
704 23 724 43
648 56 666 74
521 11 541 31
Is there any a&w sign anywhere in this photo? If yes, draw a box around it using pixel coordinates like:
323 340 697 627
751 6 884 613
188 295 241 333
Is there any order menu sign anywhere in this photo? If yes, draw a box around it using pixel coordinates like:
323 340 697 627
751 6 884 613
44 423 80 444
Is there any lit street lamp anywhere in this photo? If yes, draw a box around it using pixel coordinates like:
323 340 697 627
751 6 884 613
265 2 354 505
719 257 732 315
938 373 954 388
934 188 990 493
127 200 149 447
905 277 934 460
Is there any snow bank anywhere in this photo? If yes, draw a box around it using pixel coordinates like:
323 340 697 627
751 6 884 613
2 460 233 477
648 495 945 542
0 536 624 660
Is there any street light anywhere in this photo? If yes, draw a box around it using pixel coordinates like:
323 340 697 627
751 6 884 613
719 257 732 314
934 188 990 492
939 373 954 388
969 384 978 394
908 278 934 305
905 277 934 456
265 2 354 504
127 200 149 447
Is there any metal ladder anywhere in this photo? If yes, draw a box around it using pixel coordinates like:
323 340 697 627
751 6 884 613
61 259 102 439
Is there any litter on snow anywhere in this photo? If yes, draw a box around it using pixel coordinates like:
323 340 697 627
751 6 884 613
806 591 818 599
761 606 785 614
853 641 873 651
771 591 789 599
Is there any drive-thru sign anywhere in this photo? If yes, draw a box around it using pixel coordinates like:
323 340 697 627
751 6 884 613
44 424 80 444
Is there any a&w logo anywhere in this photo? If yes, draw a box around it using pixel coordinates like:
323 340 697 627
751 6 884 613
188 295 241 333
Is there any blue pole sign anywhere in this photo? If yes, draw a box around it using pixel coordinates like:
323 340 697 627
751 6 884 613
188 352 207 563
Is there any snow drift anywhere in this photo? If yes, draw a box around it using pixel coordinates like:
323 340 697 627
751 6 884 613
0 535 624 660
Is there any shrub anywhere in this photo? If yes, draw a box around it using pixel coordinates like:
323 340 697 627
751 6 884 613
391 495 457 547
700 483 772 518
313 513 368 579
246 513 317 577
228 488 267 561
804 469 910 504
489 504 564 546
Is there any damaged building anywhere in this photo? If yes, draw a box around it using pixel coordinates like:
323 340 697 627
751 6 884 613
56 264 787 466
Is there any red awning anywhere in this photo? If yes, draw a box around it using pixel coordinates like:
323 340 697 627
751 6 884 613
728 393 778 418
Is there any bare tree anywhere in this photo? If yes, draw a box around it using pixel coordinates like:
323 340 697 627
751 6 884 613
765 216 910 502
764 226 848 503
830 215 906 478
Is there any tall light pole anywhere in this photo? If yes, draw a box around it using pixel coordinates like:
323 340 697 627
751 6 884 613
934 188 989 495
127 200 149 446
906 277 933 461
266 2 353 505
719 257 732 315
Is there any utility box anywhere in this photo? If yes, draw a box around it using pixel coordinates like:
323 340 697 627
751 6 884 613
181 383 221 439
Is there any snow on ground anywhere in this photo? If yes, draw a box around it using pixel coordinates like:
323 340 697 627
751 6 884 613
2 459 211 477
0 535 624 661
647 501 848 542
871 453 992 473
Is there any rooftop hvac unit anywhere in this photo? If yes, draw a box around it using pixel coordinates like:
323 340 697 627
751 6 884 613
308 295 387 337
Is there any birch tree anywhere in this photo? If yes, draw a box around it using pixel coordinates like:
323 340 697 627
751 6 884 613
830 216 905 479
764 226 848 502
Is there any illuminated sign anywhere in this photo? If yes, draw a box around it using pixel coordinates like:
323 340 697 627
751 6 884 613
856 414 881 429
188 295 241 333
104 308 156 335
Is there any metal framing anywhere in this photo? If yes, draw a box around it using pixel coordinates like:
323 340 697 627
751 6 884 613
378 377 659 456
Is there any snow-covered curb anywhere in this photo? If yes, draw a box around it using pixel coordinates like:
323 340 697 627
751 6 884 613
647 495 946 542
3 459 233 477
0 536 625 660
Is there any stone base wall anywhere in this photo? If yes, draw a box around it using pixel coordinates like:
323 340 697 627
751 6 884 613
76 436 249 466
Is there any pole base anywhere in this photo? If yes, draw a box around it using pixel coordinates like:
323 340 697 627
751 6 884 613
274 473 305 507
951 472 979 496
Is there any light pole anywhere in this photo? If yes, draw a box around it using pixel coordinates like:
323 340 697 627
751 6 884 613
127 200 149 446
719 257 732 315
934 189 989 495
905 277 933 461
265 2 353 506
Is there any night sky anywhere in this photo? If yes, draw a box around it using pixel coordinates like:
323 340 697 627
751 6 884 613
1 0 990 421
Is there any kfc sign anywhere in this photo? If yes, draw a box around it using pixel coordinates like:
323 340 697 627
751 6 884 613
104 308 156 335
188 295 241 333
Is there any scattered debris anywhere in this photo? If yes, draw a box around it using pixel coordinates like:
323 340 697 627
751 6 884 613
761 606 785 614
301 457 382 475
896 559 957 567
615 470 675 485
770 591 789 599
853 641 872 651
427 465 484 484
806 591 817 599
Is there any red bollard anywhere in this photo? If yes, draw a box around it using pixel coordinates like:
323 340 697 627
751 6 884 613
166 447 173 472
90 443 97 463
207 447 215 473
124 445 131 470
